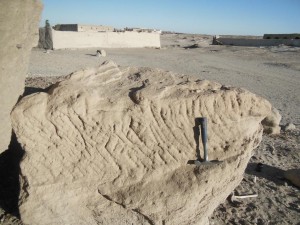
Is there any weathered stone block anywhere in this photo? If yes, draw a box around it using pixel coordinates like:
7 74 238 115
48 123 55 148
12 61 280 225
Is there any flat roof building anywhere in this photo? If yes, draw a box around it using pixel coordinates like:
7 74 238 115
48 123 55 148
54 24 114 32
263 33 300 39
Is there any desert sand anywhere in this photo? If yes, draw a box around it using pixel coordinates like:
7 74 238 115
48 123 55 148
1 33 299 224
28 34 300 125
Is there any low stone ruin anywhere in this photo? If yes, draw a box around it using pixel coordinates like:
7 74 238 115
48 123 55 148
11 61 281 225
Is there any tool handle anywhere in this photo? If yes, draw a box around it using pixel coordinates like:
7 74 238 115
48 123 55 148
234 194 258 199
199 117 208 161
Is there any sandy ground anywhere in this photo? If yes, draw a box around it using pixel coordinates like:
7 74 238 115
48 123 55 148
1 33 299 224
28 34 300 125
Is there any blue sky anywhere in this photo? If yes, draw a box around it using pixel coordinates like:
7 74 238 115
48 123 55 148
41 0 300 35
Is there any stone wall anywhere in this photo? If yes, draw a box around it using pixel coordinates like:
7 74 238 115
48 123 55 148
78 24 114 32
0 0 42 153
214 38 300 47
54 24 78 32
263 33 300 39
54 24 114 32
51 29 161 49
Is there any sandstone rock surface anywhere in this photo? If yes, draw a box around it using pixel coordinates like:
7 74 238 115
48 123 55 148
283 123 296 131
261 107 281 135
12 61 281 225
0 0 42 152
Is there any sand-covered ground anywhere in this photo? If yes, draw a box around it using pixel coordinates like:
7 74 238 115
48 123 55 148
3 33 299 224
28 34 300 125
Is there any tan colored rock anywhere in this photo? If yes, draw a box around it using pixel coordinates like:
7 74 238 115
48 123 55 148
261 108 281 134
284 169 300 188
11 61 281 225
283 123 296 131
100 49 107 57
96 49 107 57
0 0 42 152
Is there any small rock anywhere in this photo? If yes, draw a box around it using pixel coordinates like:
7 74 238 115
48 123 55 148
100 50 107 57
96 49 107 57
263 126 281 135
283 123 296 131
262 108 281 134
284 169 300 188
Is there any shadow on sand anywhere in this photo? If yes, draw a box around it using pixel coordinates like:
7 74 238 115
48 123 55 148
85 53 97 57
245 162 285 185
0 132 24 218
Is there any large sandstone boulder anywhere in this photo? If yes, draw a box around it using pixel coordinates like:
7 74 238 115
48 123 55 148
0 0 42 152
11 61 280 225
